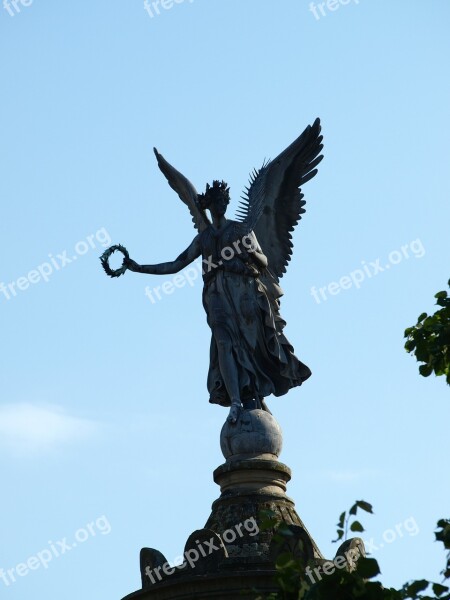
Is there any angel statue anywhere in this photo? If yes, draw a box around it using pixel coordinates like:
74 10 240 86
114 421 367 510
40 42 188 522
101 119 323 423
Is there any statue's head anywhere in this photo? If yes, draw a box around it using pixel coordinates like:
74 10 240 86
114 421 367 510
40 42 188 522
198 180 230 217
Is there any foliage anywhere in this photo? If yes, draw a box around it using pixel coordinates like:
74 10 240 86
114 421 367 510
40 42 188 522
404 280 450 385
255 509 309 599
254 505 450 600
333 500 374 543
435 519 450 580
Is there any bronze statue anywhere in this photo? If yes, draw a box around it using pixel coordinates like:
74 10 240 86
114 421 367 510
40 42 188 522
101 119 323 423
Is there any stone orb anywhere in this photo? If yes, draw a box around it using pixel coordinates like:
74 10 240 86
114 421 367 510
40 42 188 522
220 409 283 460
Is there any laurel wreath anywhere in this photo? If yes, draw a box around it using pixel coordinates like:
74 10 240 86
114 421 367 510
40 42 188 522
100 244 130 278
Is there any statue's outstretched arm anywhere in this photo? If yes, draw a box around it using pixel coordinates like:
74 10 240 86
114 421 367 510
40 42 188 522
126 235 201 275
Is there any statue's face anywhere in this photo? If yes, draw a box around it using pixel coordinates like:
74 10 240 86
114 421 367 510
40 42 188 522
210 193 229 218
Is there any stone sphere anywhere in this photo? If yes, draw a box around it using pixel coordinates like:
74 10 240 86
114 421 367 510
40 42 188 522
220 409 283 460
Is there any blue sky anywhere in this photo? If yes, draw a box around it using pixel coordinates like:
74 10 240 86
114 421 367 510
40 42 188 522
0 1 449 598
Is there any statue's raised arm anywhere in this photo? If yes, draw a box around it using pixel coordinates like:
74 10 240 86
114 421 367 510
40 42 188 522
153 147 211 234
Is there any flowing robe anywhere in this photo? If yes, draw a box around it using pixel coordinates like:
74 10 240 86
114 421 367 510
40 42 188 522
200 221 311 407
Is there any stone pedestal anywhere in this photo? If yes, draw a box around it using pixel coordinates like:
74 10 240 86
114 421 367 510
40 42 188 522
121 410 325 600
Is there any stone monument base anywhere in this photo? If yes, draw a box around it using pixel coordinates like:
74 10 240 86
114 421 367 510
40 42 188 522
121 409 362 600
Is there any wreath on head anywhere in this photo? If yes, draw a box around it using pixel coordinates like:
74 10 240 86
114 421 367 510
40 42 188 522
100 244 129 278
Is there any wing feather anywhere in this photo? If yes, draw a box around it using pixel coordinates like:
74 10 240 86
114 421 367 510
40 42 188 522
236 118 323 281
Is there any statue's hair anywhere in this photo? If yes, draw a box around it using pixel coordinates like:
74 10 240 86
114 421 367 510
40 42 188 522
197 180 230 211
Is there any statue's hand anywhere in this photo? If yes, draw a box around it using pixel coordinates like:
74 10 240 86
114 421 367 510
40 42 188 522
124 257 140 272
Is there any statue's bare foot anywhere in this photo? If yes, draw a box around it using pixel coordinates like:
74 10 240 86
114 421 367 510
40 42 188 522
227 402 241 424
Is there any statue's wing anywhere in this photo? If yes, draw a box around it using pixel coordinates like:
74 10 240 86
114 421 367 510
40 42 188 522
236 118 323 281
153 148 210 233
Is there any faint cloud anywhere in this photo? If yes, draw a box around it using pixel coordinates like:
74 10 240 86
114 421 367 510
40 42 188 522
0 403 99 455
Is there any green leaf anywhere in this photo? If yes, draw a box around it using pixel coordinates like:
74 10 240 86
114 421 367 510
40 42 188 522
356 557 381 579
419 364 433 377
435 519 450 546
356 500 374 514
350 520 364 533
337 511 346 529
405 340 416 352
423 316 438 329
275 552 297 569
435 291 448 299
418 312 428 322
432 583 449 597
277 523 295 537
332 529 344 543
405 579 430 596
349 503 358 516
